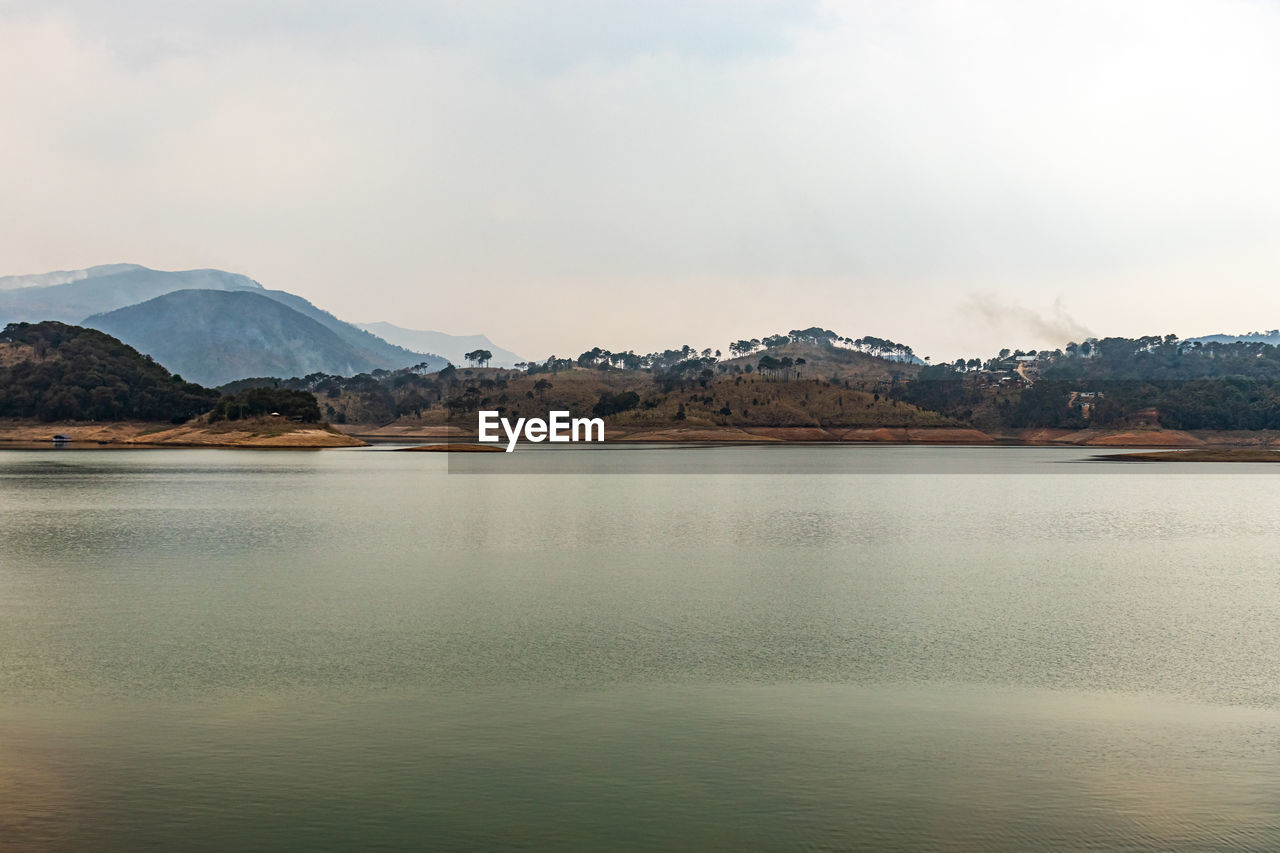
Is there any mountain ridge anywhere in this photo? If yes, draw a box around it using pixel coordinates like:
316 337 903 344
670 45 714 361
0 263 149 291
0 265 264 323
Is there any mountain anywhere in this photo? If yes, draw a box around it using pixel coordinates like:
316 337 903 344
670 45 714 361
0 321 218 422
257 292 442 371
358 321 523 367
0 264 448 379
83 290 431 386
0 264 265 323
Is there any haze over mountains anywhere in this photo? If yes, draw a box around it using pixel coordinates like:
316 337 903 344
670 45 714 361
0 264 529 385
1185 331 1280 346
0 263 145 291
0 264 263 323
358 322 523 368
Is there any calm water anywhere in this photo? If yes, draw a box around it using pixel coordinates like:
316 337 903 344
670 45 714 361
1 445 1278 851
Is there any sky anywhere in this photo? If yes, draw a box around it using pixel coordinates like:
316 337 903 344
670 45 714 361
1 0 1278 362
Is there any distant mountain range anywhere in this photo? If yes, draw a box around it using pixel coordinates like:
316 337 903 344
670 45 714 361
0 264 528 385
1185 331 1280 346
0 264 263 323
358 322 524 368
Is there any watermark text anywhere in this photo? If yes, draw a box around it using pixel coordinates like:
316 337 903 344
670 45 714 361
477 410 604 452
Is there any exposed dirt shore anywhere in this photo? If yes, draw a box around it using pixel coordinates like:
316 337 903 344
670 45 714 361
10 420 1280 450
1100 448 1280 462
0 418 367 448
337 422 1280 448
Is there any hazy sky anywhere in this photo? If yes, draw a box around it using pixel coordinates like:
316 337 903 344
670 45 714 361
2 0 1278 360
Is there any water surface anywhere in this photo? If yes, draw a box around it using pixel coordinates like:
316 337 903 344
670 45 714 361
2 446 1278 850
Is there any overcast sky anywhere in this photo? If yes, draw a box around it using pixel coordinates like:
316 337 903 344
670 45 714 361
2 0 1278 360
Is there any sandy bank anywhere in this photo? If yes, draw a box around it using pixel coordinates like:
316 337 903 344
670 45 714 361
127 422 366 447
0 419 367 448
337 423 470 439
1078 430 1206 447
615 427 783 442
1101 448 1280 462
741 427 838 441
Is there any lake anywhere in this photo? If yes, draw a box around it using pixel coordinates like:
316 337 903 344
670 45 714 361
1 445 1278 851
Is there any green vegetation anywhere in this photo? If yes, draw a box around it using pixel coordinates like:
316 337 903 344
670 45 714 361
905 335 1280 431
210 387 321 422
0 321 219 422
592 391 641 417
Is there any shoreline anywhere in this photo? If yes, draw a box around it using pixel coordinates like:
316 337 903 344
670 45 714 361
6 420 1280 451
337 423 1280 450
1098 448 1280 463
0 418 367 448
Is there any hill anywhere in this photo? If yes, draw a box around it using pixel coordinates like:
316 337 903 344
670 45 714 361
256 338 945 431
718 340 920 383
82 290 425 386
358 321 522 367
0 321 218 422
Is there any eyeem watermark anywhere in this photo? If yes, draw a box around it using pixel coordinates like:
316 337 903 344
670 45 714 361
477 410 604 452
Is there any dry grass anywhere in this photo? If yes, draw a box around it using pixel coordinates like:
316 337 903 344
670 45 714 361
0 343 38 367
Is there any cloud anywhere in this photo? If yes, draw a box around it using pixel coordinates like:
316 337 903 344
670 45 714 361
1 1 1279 360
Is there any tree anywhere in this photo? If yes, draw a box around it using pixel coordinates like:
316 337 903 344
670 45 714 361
762 334 790 349
211 387 322 423
788 327 842 347
464 349 493 368
592 391 641 417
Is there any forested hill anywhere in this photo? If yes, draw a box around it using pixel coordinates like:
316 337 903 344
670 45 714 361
1040 335 1280 381
901 335 1280 432
0 321 219 422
